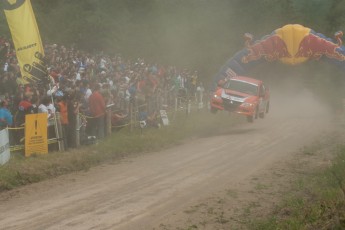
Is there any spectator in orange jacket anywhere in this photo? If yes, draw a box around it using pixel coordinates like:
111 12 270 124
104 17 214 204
88 83 106 139
57 94 69 150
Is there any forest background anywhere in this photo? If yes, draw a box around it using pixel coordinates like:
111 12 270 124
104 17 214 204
0 0 344 103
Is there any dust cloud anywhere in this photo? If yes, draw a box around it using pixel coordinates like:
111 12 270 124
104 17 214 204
268 75 334 122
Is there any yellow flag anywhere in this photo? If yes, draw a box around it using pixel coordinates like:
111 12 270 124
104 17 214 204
3 0 48 84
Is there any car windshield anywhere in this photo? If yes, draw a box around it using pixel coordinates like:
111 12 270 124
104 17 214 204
224 80 258 95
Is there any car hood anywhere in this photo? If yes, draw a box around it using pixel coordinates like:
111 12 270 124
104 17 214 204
220 89 257 103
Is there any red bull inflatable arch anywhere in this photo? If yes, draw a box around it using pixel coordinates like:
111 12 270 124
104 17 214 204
213 24 345 89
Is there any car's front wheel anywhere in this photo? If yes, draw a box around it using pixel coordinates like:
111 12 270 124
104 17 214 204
210 107 218 114
247 107 258 123
247 115 254 123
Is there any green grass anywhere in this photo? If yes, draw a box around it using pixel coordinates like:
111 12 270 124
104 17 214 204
0 110 244 192
250 145 345 230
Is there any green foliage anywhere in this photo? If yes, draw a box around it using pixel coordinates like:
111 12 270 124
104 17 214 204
0 1 339 73
0 0 344 99
252 145 345 230
293 0 332 31
326 0 345 34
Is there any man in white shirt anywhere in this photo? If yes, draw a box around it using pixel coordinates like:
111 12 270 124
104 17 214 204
84 82 92 101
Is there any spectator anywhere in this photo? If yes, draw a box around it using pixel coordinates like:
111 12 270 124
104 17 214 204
0 36 201 150
83 80 92 102
47 98 56 115
37 96 56 147
38 96 52 117
196 82 205 104
0 99 13 129
31 94 40 114
66 90 80 148
111 110 128 131
190 70 198 100
138 105 160 129
57 93 69 150
7 72 18 95
12 91 35 145
88 83 106 139
15 91 34 127
37 96 56 131
146 110 160 128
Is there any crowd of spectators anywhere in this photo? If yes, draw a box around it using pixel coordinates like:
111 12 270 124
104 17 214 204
0 37 204 149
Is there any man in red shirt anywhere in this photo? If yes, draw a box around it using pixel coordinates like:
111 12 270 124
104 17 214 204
14 91 35 145
88 83 106 139
15 91 34 127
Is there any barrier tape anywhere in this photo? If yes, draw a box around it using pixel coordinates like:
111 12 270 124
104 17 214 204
112 123 130 128
137 103 147 108
10 145 24 152
9 138 59 152
7 102 179 153
8 126 24 130
80 113 105 119
3 93 204 154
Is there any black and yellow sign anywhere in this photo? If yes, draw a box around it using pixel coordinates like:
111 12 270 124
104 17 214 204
25 113 48 157
3 0 48 84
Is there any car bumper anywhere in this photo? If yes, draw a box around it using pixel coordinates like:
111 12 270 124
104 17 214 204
210 99 255 116
210 98 225 111
235 109 254 116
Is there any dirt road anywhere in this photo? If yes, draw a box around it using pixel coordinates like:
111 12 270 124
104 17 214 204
0 89 335 230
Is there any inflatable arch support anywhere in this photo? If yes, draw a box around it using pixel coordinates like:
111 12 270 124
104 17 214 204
213 24 345 89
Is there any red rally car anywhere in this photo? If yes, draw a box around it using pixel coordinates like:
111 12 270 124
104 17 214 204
210 76 270 122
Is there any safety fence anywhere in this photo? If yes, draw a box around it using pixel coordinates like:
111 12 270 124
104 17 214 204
4 89 207 155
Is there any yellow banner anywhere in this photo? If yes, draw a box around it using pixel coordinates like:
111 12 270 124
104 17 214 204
25 113 48 157
3 0 48 83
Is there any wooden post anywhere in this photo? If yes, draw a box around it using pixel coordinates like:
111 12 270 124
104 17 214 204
130 103 133 132
75 114 80 148
134 99 138 129
106 108 112 136
157 92 161 111
55 112 64 152
186 99 191 116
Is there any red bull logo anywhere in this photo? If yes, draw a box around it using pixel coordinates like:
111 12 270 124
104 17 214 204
216 24 345 86
295 33 345 61
241 34 291 64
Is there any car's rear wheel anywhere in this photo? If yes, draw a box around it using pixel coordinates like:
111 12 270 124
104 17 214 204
259 105 265 118
259 111 265 118
255 107 259 119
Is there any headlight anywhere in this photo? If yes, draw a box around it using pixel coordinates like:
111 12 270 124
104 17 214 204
242 102 254 107
213 94 221 99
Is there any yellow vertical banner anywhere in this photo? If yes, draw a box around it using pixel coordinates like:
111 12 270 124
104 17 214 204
3 0 48 83
25 113 48 157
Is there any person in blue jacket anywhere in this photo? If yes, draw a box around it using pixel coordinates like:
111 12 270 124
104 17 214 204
0 99 13 130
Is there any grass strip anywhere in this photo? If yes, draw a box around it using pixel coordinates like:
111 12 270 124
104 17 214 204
0 110 243 192
251 145 345 230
